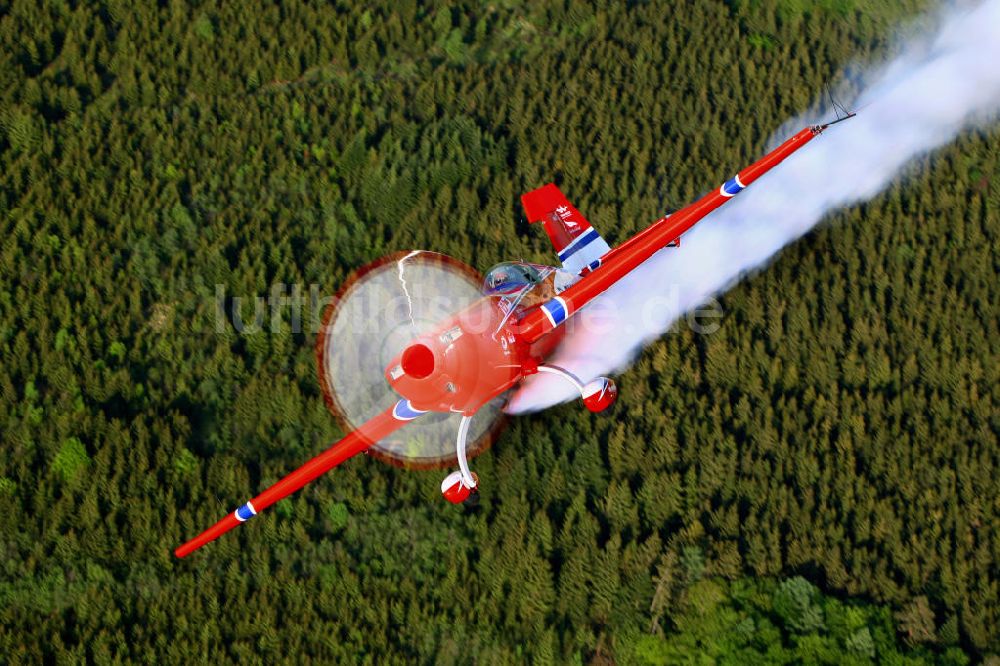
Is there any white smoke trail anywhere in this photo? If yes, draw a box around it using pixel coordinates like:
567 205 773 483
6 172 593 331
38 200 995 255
509 0 1000 413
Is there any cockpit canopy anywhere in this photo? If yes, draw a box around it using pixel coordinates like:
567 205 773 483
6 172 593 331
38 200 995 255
482 262 553 297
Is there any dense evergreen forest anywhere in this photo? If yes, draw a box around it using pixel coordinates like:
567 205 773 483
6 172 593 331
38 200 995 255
2 0 998 662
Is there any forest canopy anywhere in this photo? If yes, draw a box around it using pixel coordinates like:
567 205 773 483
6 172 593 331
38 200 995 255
1 0 997 663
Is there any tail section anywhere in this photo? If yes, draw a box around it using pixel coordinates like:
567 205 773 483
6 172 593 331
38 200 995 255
521 184 611 275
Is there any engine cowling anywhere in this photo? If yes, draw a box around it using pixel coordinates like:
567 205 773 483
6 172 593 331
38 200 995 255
385 297 528 414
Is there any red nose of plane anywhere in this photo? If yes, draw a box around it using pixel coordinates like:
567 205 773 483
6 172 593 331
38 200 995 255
401 343 435 379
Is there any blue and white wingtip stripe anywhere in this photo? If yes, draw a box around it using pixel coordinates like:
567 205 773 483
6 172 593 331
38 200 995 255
720 174 747 197
541 297 568 328
393 399 427 421
235 501 257 522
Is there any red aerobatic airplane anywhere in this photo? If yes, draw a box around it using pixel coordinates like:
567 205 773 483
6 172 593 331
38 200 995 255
176 116 852 558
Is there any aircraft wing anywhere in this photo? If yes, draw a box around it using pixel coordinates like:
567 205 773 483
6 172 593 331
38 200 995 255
521 184 611 275
174 399 425 557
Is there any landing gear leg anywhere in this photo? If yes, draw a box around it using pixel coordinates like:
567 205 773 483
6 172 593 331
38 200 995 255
455 413 476 489
536 364 586 394
441 414 479 504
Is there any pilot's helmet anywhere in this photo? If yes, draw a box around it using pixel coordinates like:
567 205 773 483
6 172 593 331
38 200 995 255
483 262 544 295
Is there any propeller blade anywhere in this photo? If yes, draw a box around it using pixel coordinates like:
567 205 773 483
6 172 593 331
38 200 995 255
174 399 426 558
317 250 505 468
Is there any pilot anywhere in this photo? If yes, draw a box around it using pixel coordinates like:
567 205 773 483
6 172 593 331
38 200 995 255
483 262 575 310
519 272 557 309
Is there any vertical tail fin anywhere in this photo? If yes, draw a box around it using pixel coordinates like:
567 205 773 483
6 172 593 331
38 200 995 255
521 184 611 275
